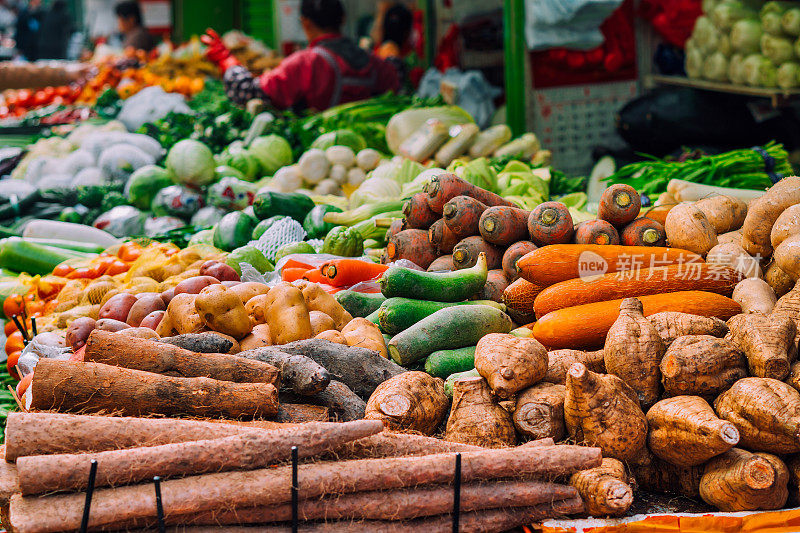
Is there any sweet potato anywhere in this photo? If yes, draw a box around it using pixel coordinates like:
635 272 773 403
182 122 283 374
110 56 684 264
502 241 536 281
774 233 800 281
727 313 797 380
660 335 746 399
648 311 729 345
94 318 130 332
513 382 566 441
574 220 620 246
445 376 516 448
442 195 488 238
570 458 633 517
308 311 336 336
427 218 459 254
765 261 796 297
620 217 666 247
700 448 788 511
173 275 220 296
604 298 666 407
771 203 800 250
314 329 347 344
544 349 605 384
771 280 800 344
452 235 503 270
665 202 718 256
527 202 574 246
715 377 800 454
476 269 509 302
195 284 252 340
239 324 272 350
341 317 388 358
732 278 777 314
364 371 449 434
118 326 159 340
741 176 800 257
564 363 648 461
264 283 312 344
474 333 547 399
647 396 739 467
718 230 743 247
695 195 748 234
387 229 438 269
403 192 439 229
706 242 762 278
598 184 641 228
479 206 531 246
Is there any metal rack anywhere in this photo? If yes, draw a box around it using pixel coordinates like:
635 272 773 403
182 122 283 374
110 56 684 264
650 75 800 108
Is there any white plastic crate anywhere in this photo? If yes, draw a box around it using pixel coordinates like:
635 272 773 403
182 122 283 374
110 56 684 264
529 81 638 177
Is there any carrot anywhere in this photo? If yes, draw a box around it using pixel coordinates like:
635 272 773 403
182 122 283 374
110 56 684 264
443 195 489 238
527 202 574 246
425 173 516 213
322 259 389 287
502 241 536 281
532 263 744 317
301 269 328 284
427 255 455 272
282 258 315 271
574 220 620 246
452 236 503 270
281 267 309 282
387 229 439 269
478 206 531 246
516 244 704 287
598 184 641 228
403 193 439 229
645 204 674 227
621 217 666 246
428 218 460 254
387 219 405 241
531 291 741 349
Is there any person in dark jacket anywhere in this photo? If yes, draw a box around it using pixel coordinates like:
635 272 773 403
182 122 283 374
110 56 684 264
37 0 73 59
202 0 399 111
115 1 155 52
15 0 43 61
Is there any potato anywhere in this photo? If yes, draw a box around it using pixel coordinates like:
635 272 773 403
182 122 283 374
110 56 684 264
245 294 271 324
160 287 175 306
56 305 101 329
222 281 240 288
98 293 138 322
117 327 160 340
732 278 777 315
774 233 800 281
228 282 269 304
264 283 312 344
163 293 202 335
127 276 160 294
694 195 747 234
173 276 220 296
706 242 761 279
765 261 795 298
95 318 131 332
140 310 165 331
240 324 272 351
771 204 800 250
665 202 718 256
309 310 336 336
296 281 353 330
717 230 742 247
65 317 96 351
315 329 348 344
199 260 240 282
194 285 252 340
84 280 117 305
126 293 166 327
341 317 388 358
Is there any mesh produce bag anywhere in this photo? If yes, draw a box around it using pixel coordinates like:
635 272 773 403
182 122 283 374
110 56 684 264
248 217 307 262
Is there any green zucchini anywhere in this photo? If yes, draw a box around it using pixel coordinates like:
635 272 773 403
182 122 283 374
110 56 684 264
379 252 488 302
365 308 381 326
252 191 315 222
378 297 505 336
22 238 105 254
0 237 84 276
335 290 386 317
213 212 257 252
388 304 513 366
425 346 476 378
444 368 480 397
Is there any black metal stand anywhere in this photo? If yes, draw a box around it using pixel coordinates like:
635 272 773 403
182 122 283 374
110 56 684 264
154 476 166 533
453 453 462 533
292 446 299 533
79 460 98 533
30 316 37 337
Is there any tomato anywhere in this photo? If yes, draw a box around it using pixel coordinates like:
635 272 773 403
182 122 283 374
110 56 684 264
37 277 65 300
66 267 94 279
105 259 129 276
6 350 21 379
32 90 49 106
5 330 24 355
15 89 32 107
4 320 16 336
55 86 70 97
25 300 44 316
3 294 24 318
53 264 76 277
16 372 33 397
118 242 143 262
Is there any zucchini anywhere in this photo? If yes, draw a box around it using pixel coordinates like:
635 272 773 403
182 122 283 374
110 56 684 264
22 238 105 254
425 346 476 378
365 308 381 326
444 368 480 397
335 290 386 317
388 305 513 366
0 237 83 275
213 212 257 252
378 297 505 336
379 252 488 302
252 191 315 222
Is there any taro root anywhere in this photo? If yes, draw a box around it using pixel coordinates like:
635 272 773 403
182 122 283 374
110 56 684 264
648 311 728 346
445 376 516 448
570 458 633 517
700 448 788 512
364 371 449 435
726 313 797 380
659 335 747 399
513 382 565 441
474 333 547 399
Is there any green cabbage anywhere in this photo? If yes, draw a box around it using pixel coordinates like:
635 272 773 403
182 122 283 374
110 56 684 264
497 162 548 206
249 135 293 176
761 34 795 64
731 19 762 54
386 106 474 155
728 53 746 83
370 157 425 185
686 46 705 79
693 16 720 54
310 130 367 152
762 12 784 35
165 139 216 187
711 1 755 31
783 8 800 36
743 54 777 86
704 52 730 81
447 158 498 193
124 165 173 210
217 148 261 181
777 62 800 88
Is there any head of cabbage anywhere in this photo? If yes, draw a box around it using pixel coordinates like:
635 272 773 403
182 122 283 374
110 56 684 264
249 135 293 176
166 139 216 188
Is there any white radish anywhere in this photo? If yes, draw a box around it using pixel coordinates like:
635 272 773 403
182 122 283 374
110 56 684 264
329 164 348 185
270 165 303 192
347 167 367 187
356 148 381 171
298 149 330 184
325 145 355 168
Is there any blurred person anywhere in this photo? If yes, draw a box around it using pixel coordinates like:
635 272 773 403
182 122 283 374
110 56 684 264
0 1 16 34
37 0 73 59
202 0 399 112
115 0 154 52
373 2 413 60
14 0 42 60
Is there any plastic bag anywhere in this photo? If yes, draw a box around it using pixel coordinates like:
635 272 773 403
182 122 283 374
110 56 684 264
416 68 501 129
525 0 624 50
93 206 146 238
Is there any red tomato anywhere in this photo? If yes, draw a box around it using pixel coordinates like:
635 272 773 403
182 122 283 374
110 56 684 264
53 264 75 277
15 89 32 106
5 330 24 355
4 320 16 336
55 86 70 97
118 242 143 262
105 259 129 276
66 267 94 279
16 372 33 397
2 294 24 318
25 300 44 316
6 350 21 379
32 90 49 106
